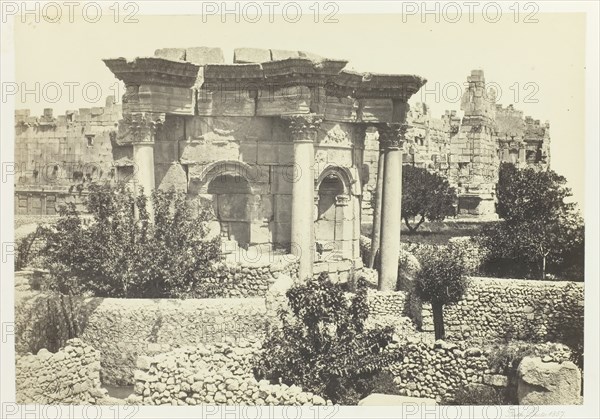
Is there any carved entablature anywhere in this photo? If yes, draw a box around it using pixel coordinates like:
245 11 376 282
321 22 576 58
377 123 409 150
103 57 200 88
261 58 348 88
283 114 323 142
202 63 264 91
113 113 165 145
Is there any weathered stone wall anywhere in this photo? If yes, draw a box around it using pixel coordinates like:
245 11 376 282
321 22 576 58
127 340 330 406
80 297 270 386
15 290 272 386
194 257 298 298
421 278 584 342
356 256 584 345
15 98 123 216
16 338 110 404
388 339 573 403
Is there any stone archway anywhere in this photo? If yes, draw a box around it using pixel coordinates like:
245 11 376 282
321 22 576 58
314 170 351 262
207 173 252 248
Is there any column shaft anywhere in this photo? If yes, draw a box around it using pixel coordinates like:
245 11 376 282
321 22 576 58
378 123 407 291
379 147 402 290
133 142 156 196
291 140 315 280
369 149 385 268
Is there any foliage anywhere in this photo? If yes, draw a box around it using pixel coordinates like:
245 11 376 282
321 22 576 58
479 163 584 280
41 183 221 298
414 246 469 339
414 246 469 307
401 166 457 233
486 343 539 375
15 227 47 271
451 384 506 405
255 273 402 404
447 237 486 275
15 292 102 354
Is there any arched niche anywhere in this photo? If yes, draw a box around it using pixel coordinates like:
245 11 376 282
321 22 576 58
207 173 252 248
314 167 354 262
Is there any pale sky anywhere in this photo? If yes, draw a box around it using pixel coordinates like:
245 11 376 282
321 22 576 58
12 10 586 206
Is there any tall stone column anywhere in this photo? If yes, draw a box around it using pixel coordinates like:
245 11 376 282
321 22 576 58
369 147 385 268
286 114 321 281
377 123 408 291
118 113 162 217
132 142 156 197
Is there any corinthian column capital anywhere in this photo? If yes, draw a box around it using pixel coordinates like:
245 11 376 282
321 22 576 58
283 113 323 143
114 112 165 145
377 123 409 151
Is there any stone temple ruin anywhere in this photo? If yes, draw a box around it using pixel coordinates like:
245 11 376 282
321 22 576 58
14 47 551 288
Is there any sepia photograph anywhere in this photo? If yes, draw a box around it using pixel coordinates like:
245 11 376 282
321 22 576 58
1 1 598 418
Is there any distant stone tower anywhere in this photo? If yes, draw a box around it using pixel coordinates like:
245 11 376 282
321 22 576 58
449 70 499 217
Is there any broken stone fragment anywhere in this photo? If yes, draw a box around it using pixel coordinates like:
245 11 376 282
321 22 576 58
234 47 271 63
270 49 300 61
185 47 225 65
154 48 186 61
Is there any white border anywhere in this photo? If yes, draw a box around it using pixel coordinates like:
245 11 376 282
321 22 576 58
1 1 599 418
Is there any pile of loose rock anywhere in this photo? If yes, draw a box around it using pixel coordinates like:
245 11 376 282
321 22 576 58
16 338 111 404
127 339 330 406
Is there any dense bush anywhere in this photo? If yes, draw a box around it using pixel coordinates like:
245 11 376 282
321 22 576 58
400 165 457 233
479 163 584 280
255 273 402 404
41 184 221 298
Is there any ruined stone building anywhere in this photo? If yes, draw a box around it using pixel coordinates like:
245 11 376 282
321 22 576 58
15 47 426 289
362 70 551 219
13 49 550 287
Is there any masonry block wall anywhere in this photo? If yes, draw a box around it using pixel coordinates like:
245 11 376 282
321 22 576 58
14 98 122 216
16 338 109 404
366 277 584 343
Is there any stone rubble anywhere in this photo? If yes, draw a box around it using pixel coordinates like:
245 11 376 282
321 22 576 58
126 339 331 406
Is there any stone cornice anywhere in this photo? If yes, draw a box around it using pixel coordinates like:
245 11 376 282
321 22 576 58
202 63 264 88
104 53 427 105
327 71 427 101
261 58 348 87
103 57 200 87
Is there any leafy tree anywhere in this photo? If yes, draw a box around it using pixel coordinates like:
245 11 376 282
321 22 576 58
496 162 575 223
401 165 457 233
42 183 221 298
414 246 469 340
255 273 402 404
479 163 584 280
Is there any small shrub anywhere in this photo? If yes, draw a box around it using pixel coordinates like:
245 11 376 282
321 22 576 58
414 246 469 339
255 273 402 404
451 384 505 405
